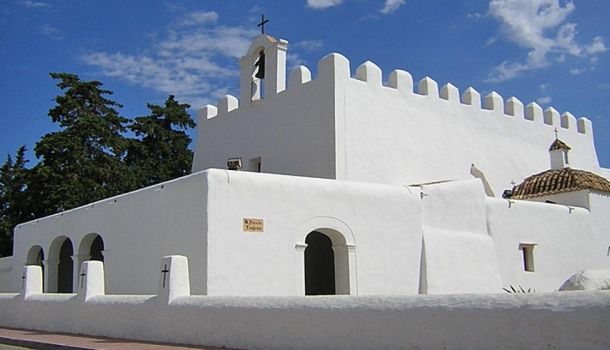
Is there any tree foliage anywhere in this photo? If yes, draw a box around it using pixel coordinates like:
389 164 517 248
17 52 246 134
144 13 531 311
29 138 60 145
127 95 195 188
30 73 135 216
0 146 31 256
0 73 196 257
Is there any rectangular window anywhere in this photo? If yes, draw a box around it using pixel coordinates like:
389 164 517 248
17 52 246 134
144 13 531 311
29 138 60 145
519 243 536 272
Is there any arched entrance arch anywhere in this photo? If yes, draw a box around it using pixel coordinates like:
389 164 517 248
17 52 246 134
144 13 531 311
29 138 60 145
296 217 357 295
78 233 104 261
76 233 104 284
26 245 45 291
48 236 74 293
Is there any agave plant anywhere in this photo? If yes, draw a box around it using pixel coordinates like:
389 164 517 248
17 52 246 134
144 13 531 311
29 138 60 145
502 285 535 293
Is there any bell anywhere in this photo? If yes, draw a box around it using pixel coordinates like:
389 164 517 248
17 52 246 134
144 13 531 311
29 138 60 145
254 51 265 79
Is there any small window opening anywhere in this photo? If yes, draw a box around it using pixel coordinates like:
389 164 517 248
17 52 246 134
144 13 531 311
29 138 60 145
519 243 536 272
227 157 242 171
564 151 569 165
249 157 262 172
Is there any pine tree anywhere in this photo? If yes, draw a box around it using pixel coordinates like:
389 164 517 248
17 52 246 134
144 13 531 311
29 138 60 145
30 73 135 216
126 95 195 187
0 146 30 257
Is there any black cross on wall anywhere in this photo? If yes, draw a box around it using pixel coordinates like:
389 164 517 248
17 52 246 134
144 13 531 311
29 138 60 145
257 14 269 35
161 264 169 288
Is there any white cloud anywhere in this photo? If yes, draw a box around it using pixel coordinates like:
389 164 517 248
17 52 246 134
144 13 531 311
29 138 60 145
586 36 607 55
180 11 218 27
569 67 587 75
537 96 552 104
380 0 405 14
20 0 50 8
307 0 342 9
294 40 323 51
81 18 257 108
486 0 607 82
39 24 62 40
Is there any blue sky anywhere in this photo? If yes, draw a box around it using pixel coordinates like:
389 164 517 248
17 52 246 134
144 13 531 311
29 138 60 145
1 0 609 167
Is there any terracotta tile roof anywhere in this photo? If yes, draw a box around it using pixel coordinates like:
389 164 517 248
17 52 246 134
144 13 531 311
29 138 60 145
549 139 571 151
512 167 610 200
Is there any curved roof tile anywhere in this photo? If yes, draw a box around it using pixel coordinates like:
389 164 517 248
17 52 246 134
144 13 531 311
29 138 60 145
512 168 610 200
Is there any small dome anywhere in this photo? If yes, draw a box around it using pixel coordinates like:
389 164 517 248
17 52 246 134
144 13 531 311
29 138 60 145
512 168 610 200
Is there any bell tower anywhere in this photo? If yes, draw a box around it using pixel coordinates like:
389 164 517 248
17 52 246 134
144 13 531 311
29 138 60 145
239 34 288 105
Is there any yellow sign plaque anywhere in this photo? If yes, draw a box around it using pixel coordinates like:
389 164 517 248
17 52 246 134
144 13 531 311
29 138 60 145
243 218 264 232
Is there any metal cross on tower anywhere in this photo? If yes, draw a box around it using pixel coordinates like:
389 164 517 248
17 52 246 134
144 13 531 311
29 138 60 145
257 14 269 34
553 127 559 139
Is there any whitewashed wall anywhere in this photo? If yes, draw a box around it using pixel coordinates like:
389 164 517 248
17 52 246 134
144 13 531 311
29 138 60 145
191 61 337 180
487 197 610 291
335 56 599 195
192 44 604 196
420 179 502 294
10 173 210 294
203 169 423 296
0 257 12 292
0 290 609 350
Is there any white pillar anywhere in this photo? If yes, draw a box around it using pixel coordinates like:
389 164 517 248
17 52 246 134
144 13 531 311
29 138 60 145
332 244 357 295
78 260 105 300
294 243 308 295
21 265 43 299
158 255 190 304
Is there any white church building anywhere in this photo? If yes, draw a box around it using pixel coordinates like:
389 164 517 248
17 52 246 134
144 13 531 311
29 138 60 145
1 34 609 297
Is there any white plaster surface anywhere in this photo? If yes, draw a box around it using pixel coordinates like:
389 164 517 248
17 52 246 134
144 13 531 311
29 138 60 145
204 169 422 296
193 43 604 197
10 172 210 295
0 257 11 292
487 197 610 292
0 291 608 350
420 180 502 293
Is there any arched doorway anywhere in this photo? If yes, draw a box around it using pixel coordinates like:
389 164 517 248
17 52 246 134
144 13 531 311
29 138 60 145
26 245 45 291
305 231 336 295
57 239 74 293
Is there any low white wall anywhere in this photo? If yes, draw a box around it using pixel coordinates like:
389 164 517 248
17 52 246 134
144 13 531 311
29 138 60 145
0 257 12 292
487 197 610 292
0 291 608 350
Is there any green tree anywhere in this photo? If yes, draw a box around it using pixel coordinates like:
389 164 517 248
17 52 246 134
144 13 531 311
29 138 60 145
126 95 195 187
30 73 135 216
0 146 31 257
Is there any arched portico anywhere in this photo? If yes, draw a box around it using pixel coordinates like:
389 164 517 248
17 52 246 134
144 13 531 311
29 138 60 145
47 236 74 293
76 233 105 287
296 217 357 295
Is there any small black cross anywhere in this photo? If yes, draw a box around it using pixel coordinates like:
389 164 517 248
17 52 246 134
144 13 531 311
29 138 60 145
161 264 169 288
80 272 86 289
553 127 559 139
21 273 26 290
257 14 269 35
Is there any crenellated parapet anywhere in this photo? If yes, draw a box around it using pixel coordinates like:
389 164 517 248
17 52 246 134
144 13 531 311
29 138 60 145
196 50 593 136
